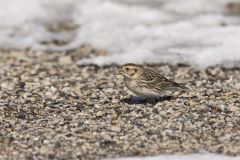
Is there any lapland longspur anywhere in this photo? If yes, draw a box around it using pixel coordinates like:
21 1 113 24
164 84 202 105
119 63 188 97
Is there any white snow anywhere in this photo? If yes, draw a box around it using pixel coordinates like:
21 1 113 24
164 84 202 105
0 0 240 68
75 0 240 68
110 153 239 160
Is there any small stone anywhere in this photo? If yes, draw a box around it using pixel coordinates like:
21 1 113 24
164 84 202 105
43 140 49 144
64 115 73 121
152 108 159 114
96 111 104 117
39 146 49 154
112 99 119 104
111 126 121 132
227 105 239 112
219 105 226 111
50 86 57 93
235 83 240 90
58 56 72 65
45 91 53 99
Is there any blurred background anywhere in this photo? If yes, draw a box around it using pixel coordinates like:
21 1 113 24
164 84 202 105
0 0 240 68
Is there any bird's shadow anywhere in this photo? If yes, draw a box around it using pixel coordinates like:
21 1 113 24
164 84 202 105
120 96 171 105
121 95 197 105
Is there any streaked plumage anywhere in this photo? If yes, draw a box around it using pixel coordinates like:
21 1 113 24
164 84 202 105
119 63 188 97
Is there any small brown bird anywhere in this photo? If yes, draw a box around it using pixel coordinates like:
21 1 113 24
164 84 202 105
119 63 188 97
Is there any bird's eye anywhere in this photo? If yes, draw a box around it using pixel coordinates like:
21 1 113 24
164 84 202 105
126 67 129 71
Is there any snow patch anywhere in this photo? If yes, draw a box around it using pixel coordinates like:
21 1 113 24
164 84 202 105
0 0 240 68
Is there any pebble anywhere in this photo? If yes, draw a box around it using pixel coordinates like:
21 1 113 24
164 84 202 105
227 105 239 112
111 126 121 132
58 56 72 65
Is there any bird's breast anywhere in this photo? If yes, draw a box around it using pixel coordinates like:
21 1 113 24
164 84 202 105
124 79 161 97
124 80 138 92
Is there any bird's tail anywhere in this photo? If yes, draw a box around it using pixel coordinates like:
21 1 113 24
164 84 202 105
174 82 191 91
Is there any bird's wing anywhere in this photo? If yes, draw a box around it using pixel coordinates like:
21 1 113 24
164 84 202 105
149 77 187 91
140 68 169 82
140 69 187 90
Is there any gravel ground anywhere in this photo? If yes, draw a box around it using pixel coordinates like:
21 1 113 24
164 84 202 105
0 50 240 160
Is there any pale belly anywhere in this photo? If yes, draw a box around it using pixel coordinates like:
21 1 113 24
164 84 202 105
124 80 162 97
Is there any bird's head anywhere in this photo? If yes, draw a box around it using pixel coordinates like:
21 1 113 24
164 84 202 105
119 63 143 79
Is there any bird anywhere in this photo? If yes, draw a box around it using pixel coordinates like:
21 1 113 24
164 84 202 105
118 63 188 97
